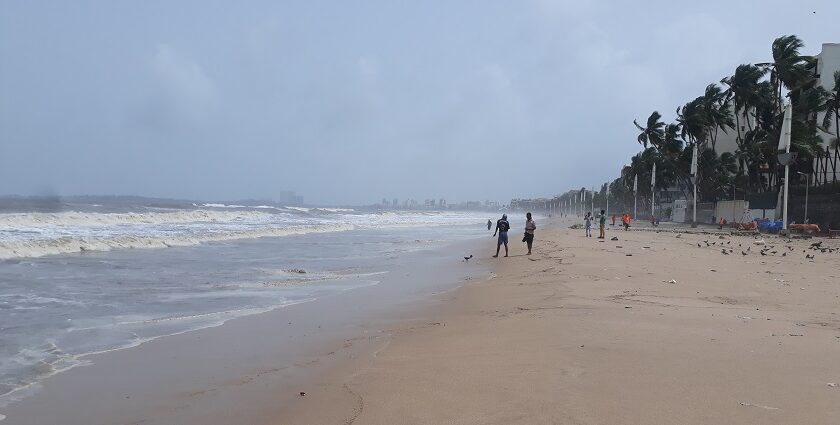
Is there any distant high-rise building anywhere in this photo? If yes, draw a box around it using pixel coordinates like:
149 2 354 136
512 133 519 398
275 191 303 205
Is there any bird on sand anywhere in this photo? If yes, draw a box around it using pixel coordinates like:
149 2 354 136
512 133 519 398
463 255 473 262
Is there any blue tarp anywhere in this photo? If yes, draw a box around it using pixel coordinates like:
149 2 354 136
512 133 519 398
755 219 783 233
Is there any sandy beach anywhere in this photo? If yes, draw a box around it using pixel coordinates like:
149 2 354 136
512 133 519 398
3 217 838 425
280 218 840 424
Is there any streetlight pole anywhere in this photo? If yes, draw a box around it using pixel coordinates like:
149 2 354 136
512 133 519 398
633 174 638 220
606 184 610 219
651 163 656 222
797 171 810 223
779 104 792 232
732 184 736 225
691 143 698 227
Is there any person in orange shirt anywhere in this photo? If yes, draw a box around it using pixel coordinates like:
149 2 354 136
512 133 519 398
622 213 631 230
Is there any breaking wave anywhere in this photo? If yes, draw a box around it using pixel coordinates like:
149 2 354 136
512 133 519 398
0 223 355 260
0 207 487 260
0 209 279 229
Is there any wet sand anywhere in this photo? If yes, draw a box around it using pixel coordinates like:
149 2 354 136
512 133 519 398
280 218 840 424
0 239 488 425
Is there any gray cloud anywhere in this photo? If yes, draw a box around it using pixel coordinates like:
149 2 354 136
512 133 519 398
1 0 838 204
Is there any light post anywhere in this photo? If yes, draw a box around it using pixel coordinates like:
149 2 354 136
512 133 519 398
690 143 698 227
651 163 657 222
606 184 610 220
633 174 638 220
796 171 810 223
778 103 793 231
732 183 736 225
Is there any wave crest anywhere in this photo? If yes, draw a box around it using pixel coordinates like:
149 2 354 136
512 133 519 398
0 224 355 259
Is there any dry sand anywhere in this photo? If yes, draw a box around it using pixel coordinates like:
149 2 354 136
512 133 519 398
279 220 840 424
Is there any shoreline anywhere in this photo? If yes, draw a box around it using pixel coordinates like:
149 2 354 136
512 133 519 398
0 235 491 425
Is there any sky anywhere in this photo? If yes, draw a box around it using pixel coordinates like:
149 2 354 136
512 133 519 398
1 0 838 205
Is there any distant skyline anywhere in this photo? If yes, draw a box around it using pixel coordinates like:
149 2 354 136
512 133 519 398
2 1 839 205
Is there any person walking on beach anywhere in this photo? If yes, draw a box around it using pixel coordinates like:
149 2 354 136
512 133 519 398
487 219 492 230
492 214 510 258
524 212 536 255
584 212 592 237
598 209 606 239
622 213 631 230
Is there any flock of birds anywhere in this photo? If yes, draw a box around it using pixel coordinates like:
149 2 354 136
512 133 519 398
697 237 835 260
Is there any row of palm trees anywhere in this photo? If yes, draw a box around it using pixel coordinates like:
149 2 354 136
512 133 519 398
551 35 840 218
621 35 838 212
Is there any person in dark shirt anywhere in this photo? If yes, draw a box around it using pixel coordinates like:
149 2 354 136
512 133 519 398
492 214 510 258
487 219 492 230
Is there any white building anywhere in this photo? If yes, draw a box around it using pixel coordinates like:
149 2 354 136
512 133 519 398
815 43 840 147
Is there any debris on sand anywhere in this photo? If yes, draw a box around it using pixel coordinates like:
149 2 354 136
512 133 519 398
739 402 778 410
611 237 619 241
666 279 677 284
299 391 306 396
285 268 307 274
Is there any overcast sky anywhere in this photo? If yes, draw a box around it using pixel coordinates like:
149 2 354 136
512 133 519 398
1 1 838 205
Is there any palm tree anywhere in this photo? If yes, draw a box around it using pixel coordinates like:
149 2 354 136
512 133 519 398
699 84 734 152
676 98 707 151
660 123 683 159
633 111 665 150
721 64 768 145
697 150 738 201
758 35 814 114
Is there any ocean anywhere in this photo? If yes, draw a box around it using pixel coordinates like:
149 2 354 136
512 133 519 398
0 198 495 407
